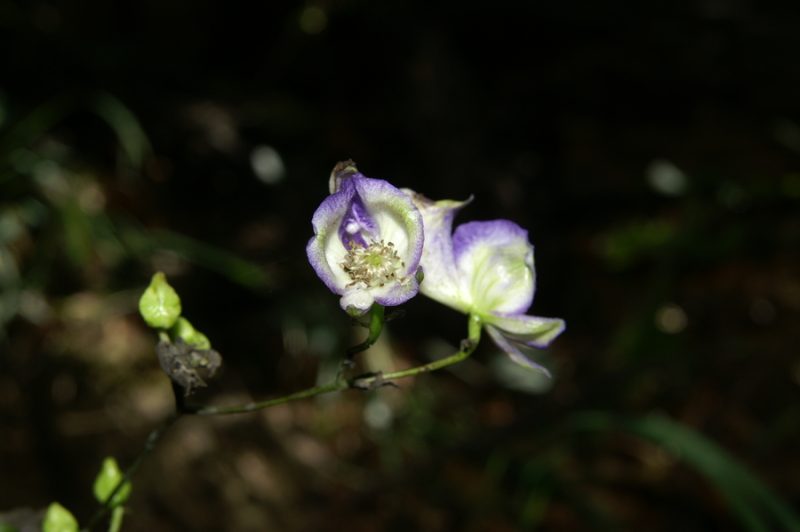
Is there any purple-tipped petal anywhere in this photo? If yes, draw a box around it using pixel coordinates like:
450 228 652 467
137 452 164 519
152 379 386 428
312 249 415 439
486 325 552 377
403 190 472 312
452 220 536 315
372 271 421 307
355 178 424 278
307 184 357 295
488 313 565 348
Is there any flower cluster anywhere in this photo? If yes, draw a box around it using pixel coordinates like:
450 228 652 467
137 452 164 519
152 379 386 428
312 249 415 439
308 161 564 374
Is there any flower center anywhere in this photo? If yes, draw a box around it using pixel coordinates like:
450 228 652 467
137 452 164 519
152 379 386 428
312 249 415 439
341 240 405 288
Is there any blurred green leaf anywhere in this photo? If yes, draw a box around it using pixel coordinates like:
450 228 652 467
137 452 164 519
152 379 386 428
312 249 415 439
0 524 18 532
60 200 93 267
139 271 182 329
601 219 676 270
93 457 131 508
90 92 152 169
41 503 77 532
568 412 800 532
119 224 271 290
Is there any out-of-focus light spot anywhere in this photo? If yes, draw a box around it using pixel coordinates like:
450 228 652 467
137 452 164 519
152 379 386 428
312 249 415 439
19 290 52 324
250 145 285 185
655 303 688 334
78 181 106 214
646 159 688 196
299 6 327 35
186 102 239 152
749 298 776 325
364 397 393 430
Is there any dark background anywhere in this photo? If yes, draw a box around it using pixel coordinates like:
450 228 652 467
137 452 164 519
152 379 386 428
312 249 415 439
1 1 799 530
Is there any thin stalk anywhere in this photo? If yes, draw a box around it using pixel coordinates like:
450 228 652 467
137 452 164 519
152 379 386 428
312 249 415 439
192 314 483 416
346 304 385 358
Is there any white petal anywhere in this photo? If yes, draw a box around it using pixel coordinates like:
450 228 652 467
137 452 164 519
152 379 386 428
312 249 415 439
340 288 375 315
487 313 565 348
486 325 552 377
452 220 535 315
404 190 472 313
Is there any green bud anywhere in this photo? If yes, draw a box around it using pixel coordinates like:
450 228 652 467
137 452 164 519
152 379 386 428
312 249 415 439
138 272 181 329
93 457 132 507
42 503 77 532
171 317 211 350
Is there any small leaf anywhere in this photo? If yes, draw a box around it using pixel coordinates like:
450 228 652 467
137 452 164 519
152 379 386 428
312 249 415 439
93 457 131 507
138 272 181 329
171 317 211 349
42 503 77 532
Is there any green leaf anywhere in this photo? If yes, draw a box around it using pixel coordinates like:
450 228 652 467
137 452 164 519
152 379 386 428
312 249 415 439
90 92 153 170
568 412 800 532
41 503 77 532
171 316 211 349
138 272 181 329
93 457 132 507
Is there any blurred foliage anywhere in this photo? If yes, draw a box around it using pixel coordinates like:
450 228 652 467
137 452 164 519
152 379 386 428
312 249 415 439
1 1 800 531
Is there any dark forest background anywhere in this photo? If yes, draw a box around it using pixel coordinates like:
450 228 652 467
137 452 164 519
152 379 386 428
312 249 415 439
1 1 799 530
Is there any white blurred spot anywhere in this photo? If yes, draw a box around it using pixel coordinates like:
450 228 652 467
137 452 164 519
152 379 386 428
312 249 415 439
19 290 52 324
646 159 688 197
250 145 285 185
749 298 776 325
364 397 393 430
655 303 688 334
299 6 327 34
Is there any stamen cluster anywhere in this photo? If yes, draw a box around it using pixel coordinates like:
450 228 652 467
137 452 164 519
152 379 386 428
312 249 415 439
341 240 406 288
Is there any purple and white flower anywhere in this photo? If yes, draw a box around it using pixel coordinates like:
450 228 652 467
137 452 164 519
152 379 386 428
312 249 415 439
404 190 565 376
307 161 424 315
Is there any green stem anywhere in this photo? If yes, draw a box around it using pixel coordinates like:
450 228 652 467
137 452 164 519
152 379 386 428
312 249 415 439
346 304 385 358
192 314 483 416
108 507 124 532
192 380 347 416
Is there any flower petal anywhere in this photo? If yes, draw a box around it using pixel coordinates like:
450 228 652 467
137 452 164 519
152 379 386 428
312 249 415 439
404 190 472 312
307 183 356 295
337 177 379 248
354 177 424 278
452 220 535 315
488 312 565 348
340 287 375 315
486 325 552 377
